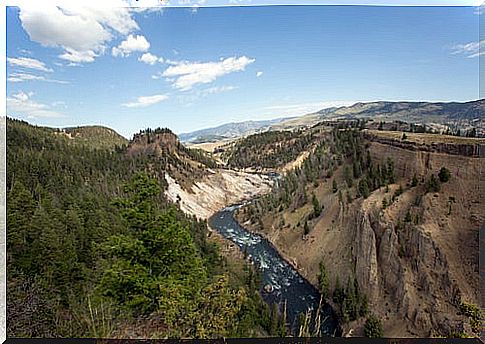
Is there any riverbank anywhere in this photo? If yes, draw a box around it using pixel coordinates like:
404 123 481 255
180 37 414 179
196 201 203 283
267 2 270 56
209 207 341 336
232 210 343 337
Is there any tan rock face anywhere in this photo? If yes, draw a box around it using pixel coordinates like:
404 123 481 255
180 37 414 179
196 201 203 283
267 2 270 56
363 131 485 158
164 170 273 220
239 138 482 337
128 131 180 157
345 142 482 337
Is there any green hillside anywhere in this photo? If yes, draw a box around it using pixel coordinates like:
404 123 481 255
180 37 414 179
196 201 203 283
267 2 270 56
6 118 276 338
61 125 129 150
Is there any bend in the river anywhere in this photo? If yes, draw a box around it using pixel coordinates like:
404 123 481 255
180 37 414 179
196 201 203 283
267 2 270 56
208 201 341 336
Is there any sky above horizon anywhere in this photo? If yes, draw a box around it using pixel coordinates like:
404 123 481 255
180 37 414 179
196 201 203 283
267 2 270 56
6 4 480 138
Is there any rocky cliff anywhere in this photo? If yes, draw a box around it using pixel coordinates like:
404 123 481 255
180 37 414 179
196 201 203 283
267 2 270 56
164 169 273 220
348 141 482 336
234 134 482 337
363 131 485 158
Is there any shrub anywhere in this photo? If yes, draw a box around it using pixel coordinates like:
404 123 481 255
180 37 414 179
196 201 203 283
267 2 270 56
426 174 441 193
411 174 418 187
438 167 451 183
364 315 384 338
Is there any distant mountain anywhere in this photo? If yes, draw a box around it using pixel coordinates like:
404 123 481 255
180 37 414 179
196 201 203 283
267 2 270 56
312 99 484 122
179 118 293 143
270 99 485 134
181 100 484 143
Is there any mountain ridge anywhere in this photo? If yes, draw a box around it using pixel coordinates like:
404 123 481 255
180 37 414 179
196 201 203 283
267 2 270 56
180 99 485 143
178 117 294 143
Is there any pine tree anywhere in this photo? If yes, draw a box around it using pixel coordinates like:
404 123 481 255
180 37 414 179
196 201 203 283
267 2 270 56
304 221 310 236
364 315 384 338
411 173 418 187
438 167 451 183
318 261 330 299
312 193 322 217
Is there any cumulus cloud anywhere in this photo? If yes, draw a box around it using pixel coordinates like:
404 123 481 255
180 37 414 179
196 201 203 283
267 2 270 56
122 94 169 108
138 52 163 65
451 40 485 58
8 72 68 84
18 5 139 63
256 71 263 77
112 34 150 57
7 56 52 72
7 91 64 118
161 56 255 90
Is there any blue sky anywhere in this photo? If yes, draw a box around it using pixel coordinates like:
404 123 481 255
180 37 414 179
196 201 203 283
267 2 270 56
6 4 480 138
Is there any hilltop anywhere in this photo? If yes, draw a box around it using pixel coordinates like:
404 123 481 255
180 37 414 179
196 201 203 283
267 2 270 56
58 125 129 150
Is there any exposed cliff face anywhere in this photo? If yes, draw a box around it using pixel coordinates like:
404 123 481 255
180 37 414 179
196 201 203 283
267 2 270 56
348 142 482 336
363 130 485 158
350 194 468 336
235 136 482 337
128 130 180 157
164 169 273 220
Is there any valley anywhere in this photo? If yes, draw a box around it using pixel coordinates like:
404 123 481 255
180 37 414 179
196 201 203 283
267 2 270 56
5 99 484 339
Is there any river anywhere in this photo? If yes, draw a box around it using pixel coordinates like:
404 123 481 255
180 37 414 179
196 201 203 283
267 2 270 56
208 203 340 336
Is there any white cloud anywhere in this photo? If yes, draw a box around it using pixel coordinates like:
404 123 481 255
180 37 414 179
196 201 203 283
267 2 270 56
8 73 44 82
112 34 150 57
451 40 485 58
122 94 169 108
138 52 163 65
59 48 98 63
256 71 263 77
7 72 69 84
161 56 255 90
18 5 139 63
7 91 64 118
201 85 236 95
7 56 52 72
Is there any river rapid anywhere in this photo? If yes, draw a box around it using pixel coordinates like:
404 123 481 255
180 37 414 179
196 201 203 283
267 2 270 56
208 203 340 336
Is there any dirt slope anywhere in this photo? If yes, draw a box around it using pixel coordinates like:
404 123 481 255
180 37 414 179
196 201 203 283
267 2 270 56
237 136 483 337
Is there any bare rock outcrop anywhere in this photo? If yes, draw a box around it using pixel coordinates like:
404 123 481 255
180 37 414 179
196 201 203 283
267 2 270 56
363 131 485 158
164 170 273 220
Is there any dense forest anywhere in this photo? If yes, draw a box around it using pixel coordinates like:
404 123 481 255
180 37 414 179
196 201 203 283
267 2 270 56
223 129 320 169
6 118 285 338
238 128 395 220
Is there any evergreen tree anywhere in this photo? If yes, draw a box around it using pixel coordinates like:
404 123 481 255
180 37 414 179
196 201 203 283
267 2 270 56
438 167 451 183
312 193 322 217
364 315 384 338
318 261 330 299
411 174 418 187
426 174 441 193
358 179 370 199
304 221 310 236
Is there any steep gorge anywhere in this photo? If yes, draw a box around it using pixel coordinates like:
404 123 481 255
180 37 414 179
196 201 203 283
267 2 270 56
233 132 482 337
